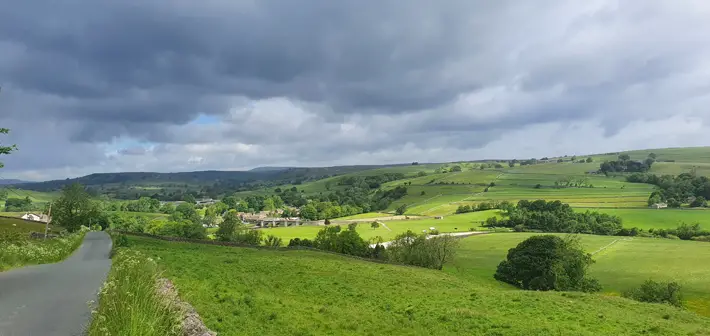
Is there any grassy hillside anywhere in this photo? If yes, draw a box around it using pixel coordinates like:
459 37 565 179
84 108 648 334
447 233 710 316
128 235 710 335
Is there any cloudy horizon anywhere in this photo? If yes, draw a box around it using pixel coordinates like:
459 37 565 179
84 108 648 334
2 1 710 182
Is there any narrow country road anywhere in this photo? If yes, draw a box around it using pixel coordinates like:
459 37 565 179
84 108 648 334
0 231 112 336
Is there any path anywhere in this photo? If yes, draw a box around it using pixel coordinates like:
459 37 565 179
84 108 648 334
591 238 633 256
0 231 113 336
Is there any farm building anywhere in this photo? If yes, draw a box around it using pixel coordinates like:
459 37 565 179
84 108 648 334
21 213 50 223
649 203 668 209
434 216 444 220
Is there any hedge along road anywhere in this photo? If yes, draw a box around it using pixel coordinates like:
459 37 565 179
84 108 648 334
0 231 112 336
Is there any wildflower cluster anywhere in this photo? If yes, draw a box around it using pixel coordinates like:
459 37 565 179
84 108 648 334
88 249 182 336
0 226 88 271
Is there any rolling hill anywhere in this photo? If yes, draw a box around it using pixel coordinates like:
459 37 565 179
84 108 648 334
127 235 710 335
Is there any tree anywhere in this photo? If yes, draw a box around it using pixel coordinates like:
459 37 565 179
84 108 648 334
52 183 94 232
370 221 380 229
618 154 631 161
690 196 707 208
494 235 600 292
222 196 238 209
160 202 175 214
395 204 407 215
299 204 318 220
0 128 17 169
648 153 657 160
183 194 196 204
623 280 683 307
387 231 459 270
585 157 593 163
263 197 276 212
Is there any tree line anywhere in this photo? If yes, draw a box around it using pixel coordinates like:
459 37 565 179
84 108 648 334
484 199 624 235
599 153 654 174
627 172 710 208
287 224 458 270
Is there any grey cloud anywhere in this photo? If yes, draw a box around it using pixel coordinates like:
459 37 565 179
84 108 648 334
2 0 710 179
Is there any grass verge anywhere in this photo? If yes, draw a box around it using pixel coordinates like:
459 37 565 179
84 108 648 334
88 248 183 336
0 228 87 271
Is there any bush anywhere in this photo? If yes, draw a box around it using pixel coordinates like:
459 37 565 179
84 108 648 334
264 235 283 247
429 229 440 235
494 235 600 292
288 238 314 247
513 224 526 232
387 231 458 270
623 280 683 307
233 230 263 246
313 225 371 257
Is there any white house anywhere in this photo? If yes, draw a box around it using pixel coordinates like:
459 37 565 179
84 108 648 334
650 203 668 209
21 213 47 222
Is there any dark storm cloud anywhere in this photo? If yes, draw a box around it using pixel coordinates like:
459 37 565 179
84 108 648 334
1 0 710 179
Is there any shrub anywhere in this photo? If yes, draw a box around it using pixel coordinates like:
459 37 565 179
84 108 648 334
429 229 440 235
264 235 283 247
513 224 526 232
288 238 314 247
622 280 683 307
233 230 263 246
387 231 458 270
494 235 600 292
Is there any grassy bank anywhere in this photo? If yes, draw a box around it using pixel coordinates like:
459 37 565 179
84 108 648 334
446 233 710 316
88 248 182 336
126 235 710 335
0 227 87 271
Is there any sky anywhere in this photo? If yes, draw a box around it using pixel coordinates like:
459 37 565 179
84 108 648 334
1 0 710 181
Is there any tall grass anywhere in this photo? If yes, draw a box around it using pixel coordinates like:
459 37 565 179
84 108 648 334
88 249 182 336
0 227 87 271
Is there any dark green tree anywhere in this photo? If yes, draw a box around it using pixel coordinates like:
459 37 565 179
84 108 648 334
216 211 239 241
395 204 408 215
52 183 94 232
494 235 600 292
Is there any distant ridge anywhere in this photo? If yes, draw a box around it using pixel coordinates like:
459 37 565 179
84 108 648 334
0 179 30 185
249 166 293 172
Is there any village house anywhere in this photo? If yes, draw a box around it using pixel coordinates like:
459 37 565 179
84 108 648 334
649 203 668 209
21 213 50 223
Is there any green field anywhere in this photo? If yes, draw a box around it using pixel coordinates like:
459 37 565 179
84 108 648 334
0 216 47 232
446 233 710 316
336 212 394 220
2 189 59 203
127 235 710 335
261 210 500 243
590 208 710 230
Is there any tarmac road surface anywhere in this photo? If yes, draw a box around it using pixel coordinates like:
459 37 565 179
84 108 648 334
0 231 112 336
